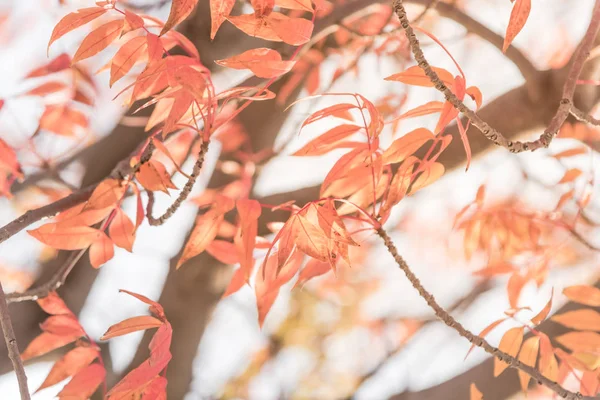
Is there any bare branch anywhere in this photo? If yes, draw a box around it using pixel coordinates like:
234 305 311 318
393 0 600 153
146 140 210 226
571 105 600 126
376 225 589 400
0 281 31 400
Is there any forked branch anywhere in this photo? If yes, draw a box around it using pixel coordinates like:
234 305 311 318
393 0 600 153
377 226 589 400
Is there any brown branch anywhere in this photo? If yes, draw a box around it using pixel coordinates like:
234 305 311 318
571 105 600 126
376 225 589 400
6 250 86 304
0 281 30 400
146 140 210 226
393 0 600 153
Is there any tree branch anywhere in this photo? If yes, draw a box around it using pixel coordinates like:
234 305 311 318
393 0 600 153
376 225 589 400
0 281 30 400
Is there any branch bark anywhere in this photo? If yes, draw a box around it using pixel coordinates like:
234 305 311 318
376 226 588 400
0 281 30 400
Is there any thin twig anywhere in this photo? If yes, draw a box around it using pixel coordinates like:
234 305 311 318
146 140 209 226
393 0 600 153
376 225 589 400
6 250 86 304
571 106 600 126
0 281 31 399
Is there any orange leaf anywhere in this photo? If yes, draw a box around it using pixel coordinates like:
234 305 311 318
382 128 434 164
275 0 313 11
21 332 81 361
40 315 85 337
517 336 540 392
223 267 247 297
123 9 145 34
465 318 506 359
228 14 281 42
109 208 136 252
177 209 224 268
563 285 600 307
136 160 178 193
503 0 531 52
470 383 483 400
538 333 558 381
57 362 105 400
251 0 274 17
558 168 583 184
384 65 454 87
86 179 126 210
531 289 553 325
119 289 166 321
210 0 235 39
28 224 102 250
235 199 262 281
507 272 527 308
553 147 588 159
556 331 600 352
161 0 200 35
27 82 69 97
72 19 124 63
37 347 99 392
302 103 358 127
48 7 107 52
394 101 444 121
216 48 296 78
466 86 483 109
293 258 331 289
110 36 147 87
152 138 191 179
292 124 362 156
89 231 114 268
494 327 524 377
100 315 163 340
267 13 313 46
552 309 600 331
206 240 239 264
293 215 331 262
409 162 444 194
38 292 71 316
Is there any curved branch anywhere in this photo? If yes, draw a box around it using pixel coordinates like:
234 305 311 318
393 0 600 153
571 105 600 126
376 226 589 400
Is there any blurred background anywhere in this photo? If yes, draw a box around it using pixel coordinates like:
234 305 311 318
0 0 600 399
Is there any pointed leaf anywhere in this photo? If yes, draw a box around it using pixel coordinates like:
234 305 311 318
494 327 524 377
48 7 107 51
73 19 124 63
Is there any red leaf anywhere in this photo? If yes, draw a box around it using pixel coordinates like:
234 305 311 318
72 19 125 63
109 208 136 252
38 292 71 316
37 347 99 392
503 0 531 52
177 209 224 268
89 231 114 268
210 0 235 39
100 315 163 340
27 53 71 77
57 362 105 400
206 240 239 264
48 7 107 52
395 101 444 121
21 332 81 361
161 0 200 35
216 48 295 78
119 289 166 321
40 315 85 337
0 138 23 179
110 36 147 87
293 258 331 288
123 9 145 34
267 13 313 46
251 0 274 17
227 14 281 42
